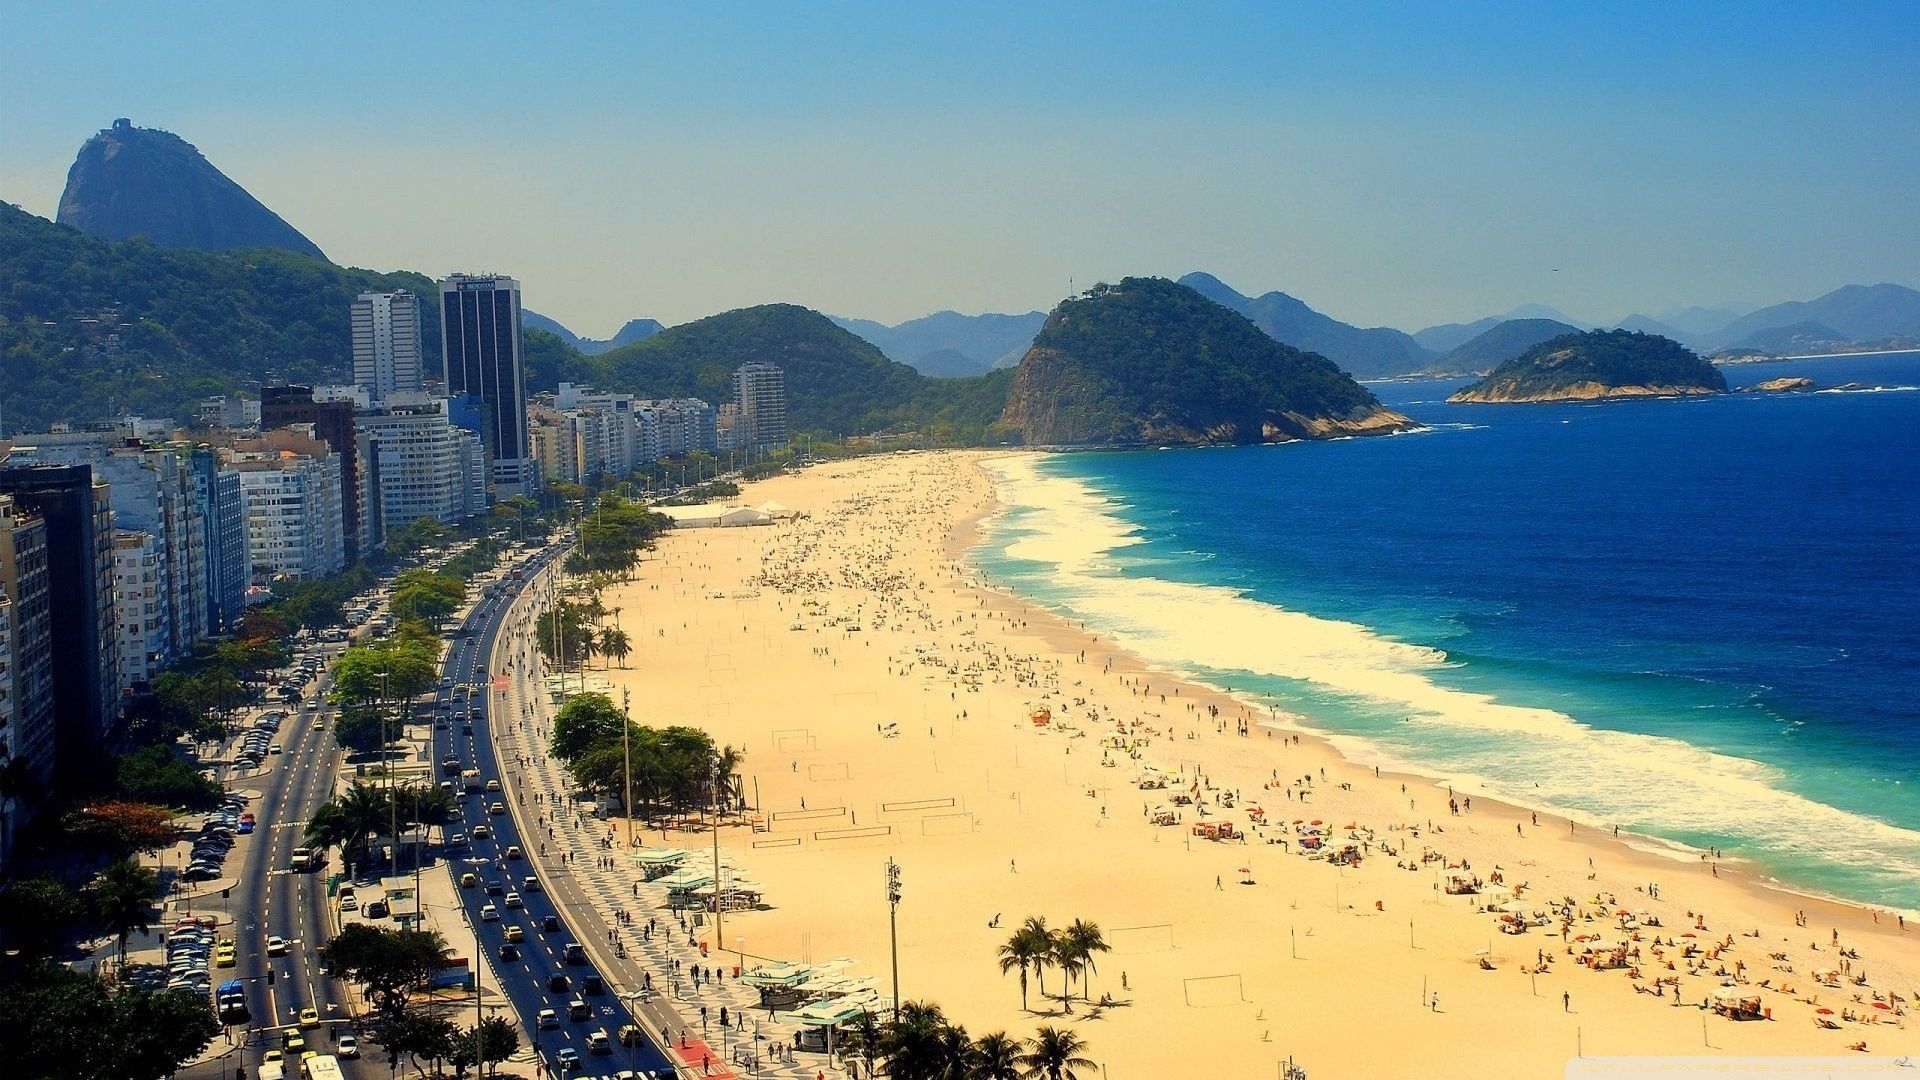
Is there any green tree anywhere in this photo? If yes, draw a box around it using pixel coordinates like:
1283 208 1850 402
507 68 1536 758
334 704 394 756
878 1001 962 1080
0 877 84 964
454 1015 520 1079
998 923 1047 1012
973 1032 1022 1080
388 568 467 623
115 745 222 810
1014 917 1053 1006
63 801 180 858
597 625 631 668
1017 1026 1096 1080
0 963 217 1080
549 692 628 763
331 638 438 707
1060 919 1109 1004
90 858 160 969
317 923 450 1020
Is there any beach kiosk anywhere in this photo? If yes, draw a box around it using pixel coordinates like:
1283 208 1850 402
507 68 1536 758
1709 984 1766 1020
656 866 717 909
631 847 688 881
739 962 813 1009
787 990 883 1052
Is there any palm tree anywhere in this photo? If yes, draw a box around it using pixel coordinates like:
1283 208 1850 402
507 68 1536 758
91 857 158 968
972 1032 1022 1080
1050 928 1085 1012
1017 916 1053 1008
598 627 631 669
878 1001 952 1080
836 1010 883 1079
1016 1027 1095 1080
1063 918 1110 1003
998 926 1045 1012
712 744 745 812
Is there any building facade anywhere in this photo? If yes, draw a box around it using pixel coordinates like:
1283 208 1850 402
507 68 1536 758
189 448 248 634
0 495 53 864
0 465 119 793
354 400 489 534
233 432 346 583
261 386 364 561
439 274 536 499
351 290 424 402
732 362 787 451
112 530 170 690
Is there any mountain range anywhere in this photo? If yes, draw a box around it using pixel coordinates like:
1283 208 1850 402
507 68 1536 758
830 310 1045 379
521 311 664 355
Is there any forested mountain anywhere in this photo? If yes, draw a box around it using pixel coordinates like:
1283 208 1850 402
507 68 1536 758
1448 329 1725 403
0 202 429 430
57 120 326 260
831 310 1045 377
522 310 664 355
1176 272 1436 379
999 278 1410 446
1441 318 1582 371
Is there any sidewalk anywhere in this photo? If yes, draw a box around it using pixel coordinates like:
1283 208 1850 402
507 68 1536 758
491 563 814 1079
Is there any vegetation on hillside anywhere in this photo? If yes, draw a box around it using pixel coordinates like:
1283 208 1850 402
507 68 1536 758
1450 329 1726 401
999 278 1394 445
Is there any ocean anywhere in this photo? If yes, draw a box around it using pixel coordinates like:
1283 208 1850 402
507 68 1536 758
971 351 1920 915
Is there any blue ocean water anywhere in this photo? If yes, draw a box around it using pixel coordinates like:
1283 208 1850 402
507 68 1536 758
972 352 1920 914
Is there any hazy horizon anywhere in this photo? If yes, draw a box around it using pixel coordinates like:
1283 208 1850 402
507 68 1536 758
3 3 1917 338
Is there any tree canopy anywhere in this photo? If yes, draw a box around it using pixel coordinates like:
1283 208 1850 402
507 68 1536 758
0 963 218 1080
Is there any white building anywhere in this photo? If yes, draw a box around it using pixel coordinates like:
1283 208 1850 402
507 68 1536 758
733 362 787 451
355 400 489 535
112 530 171 689
232 432 345 583
352 291 424 402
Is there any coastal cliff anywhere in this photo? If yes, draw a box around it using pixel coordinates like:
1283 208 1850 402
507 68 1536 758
1448 329 1726 403
998 277 1413 446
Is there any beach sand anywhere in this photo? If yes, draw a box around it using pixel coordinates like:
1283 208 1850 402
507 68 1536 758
590 450 1918 1076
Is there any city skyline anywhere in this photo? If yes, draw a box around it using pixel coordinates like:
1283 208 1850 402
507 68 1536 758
4 3 1918 336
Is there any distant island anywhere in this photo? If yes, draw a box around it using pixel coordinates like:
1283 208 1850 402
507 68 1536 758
999 277 1413 445
1448 329 1726 403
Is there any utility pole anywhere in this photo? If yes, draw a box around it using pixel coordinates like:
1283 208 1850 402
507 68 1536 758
886 858 902 1018
621 689 633 849
713 752 724 952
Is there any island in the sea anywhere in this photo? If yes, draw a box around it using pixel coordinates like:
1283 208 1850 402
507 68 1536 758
999 276 1413 445
1447 328 1727 403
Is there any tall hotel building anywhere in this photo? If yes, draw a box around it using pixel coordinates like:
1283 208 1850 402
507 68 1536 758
351 290 424 401
439 275 536 499
733 362 787 452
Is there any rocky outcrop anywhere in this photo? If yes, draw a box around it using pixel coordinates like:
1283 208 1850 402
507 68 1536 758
57 119 327 259
1747 377 1816 393
1449 381 1723 403
1448 330 1726 404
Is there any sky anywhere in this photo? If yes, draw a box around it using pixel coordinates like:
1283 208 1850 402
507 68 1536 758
4 2 1919 337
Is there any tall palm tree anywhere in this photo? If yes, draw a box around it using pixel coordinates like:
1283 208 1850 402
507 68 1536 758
1016 1027 1095 1080
972 1032 1022 1080
997 927 1044 1011
712 744 745 811
1049 928 1085 1013
91 858 158 968
878 1001 951 1080
1018 916 1053 1007
598 627 631 669
1063 919 1110 1003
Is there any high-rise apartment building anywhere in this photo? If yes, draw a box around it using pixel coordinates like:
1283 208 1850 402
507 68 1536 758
0 465 119 793
352 290 424 402
0 495 53 866
261 386 364 560
355 400 489 534
733 363 787 451
439 274 536 499
189 448 248 634
113 530 170 690
232 431 346 583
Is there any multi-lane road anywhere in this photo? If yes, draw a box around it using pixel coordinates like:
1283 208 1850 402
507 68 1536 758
436 547 678 1079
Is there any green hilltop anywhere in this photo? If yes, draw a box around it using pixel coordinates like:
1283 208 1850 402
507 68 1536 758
998 277 1411 446
1448 328 1727 403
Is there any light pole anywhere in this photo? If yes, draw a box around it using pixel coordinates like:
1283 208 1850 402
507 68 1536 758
885 859 902 1018
712 752 725 953
621 689 633 850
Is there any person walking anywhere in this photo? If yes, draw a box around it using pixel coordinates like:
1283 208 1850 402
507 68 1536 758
1563 990 1571 1012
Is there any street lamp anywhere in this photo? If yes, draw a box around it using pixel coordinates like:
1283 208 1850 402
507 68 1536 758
885 858 902 1018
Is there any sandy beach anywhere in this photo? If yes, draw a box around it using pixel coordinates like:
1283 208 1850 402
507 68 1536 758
586 449 1918 1077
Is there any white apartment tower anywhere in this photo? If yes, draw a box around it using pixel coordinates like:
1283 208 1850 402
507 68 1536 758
352 291 424 401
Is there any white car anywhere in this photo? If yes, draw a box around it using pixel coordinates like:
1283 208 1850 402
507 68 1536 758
503 892 523 909
265 935 289 956
337 1034 360 1059
479 904 499 921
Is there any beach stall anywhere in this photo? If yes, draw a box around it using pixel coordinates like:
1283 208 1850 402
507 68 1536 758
788 990 883 1052
631 848 689 881
739 962 813 1009
656 867 717 909
1709 985 1766 1021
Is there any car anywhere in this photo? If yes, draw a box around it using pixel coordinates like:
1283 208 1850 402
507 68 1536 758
503 924 524 943
484 880 504 896
447 832 466 846
587 1029 612 1054
182 865 220 881
563 942 586 965
364 900 389 919
337 1034 360 1059
237 822 255 835
568 997 590 1021
542 915 561 932
498 942 520 961
503 891 523 909
214 945 237 968
484 779 501 793
268 744 283 755
487 802 505 815
504 845 522 860
521 875 542 892
459 873 479 888
263 1049 284 1065
479 904 498 921
555 1048 580 1070
298 1007 319 1029
281 1030 305 1053
265 936 288 956
547 974 570 992
340 895 358 911
471 824 491 839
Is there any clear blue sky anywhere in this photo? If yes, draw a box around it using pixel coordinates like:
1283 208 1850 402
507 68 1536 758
4 2 1917 335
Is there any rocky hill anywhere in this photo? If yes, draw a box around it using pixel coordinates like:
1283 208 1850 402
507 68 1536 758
1177 272 1436 379
999 278 1412 446
1448 329 1726 403
57 120 327 259
1702 283 1920 353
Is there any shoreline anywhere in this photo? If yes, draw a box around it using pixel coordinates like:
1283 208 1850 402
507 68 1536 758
593 449 1917 1076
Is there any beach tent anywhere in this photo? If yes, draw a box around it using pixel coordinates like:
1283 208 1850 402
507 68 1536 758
631 848 689 880
656 504 773 528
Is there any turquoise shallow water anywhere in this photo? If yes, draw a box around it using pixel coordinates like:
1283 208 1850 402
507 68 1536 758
969 352 1920 914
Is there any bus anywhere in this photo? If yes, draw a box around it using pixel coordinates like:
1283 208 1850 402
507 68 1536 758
304 1054 345 1080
